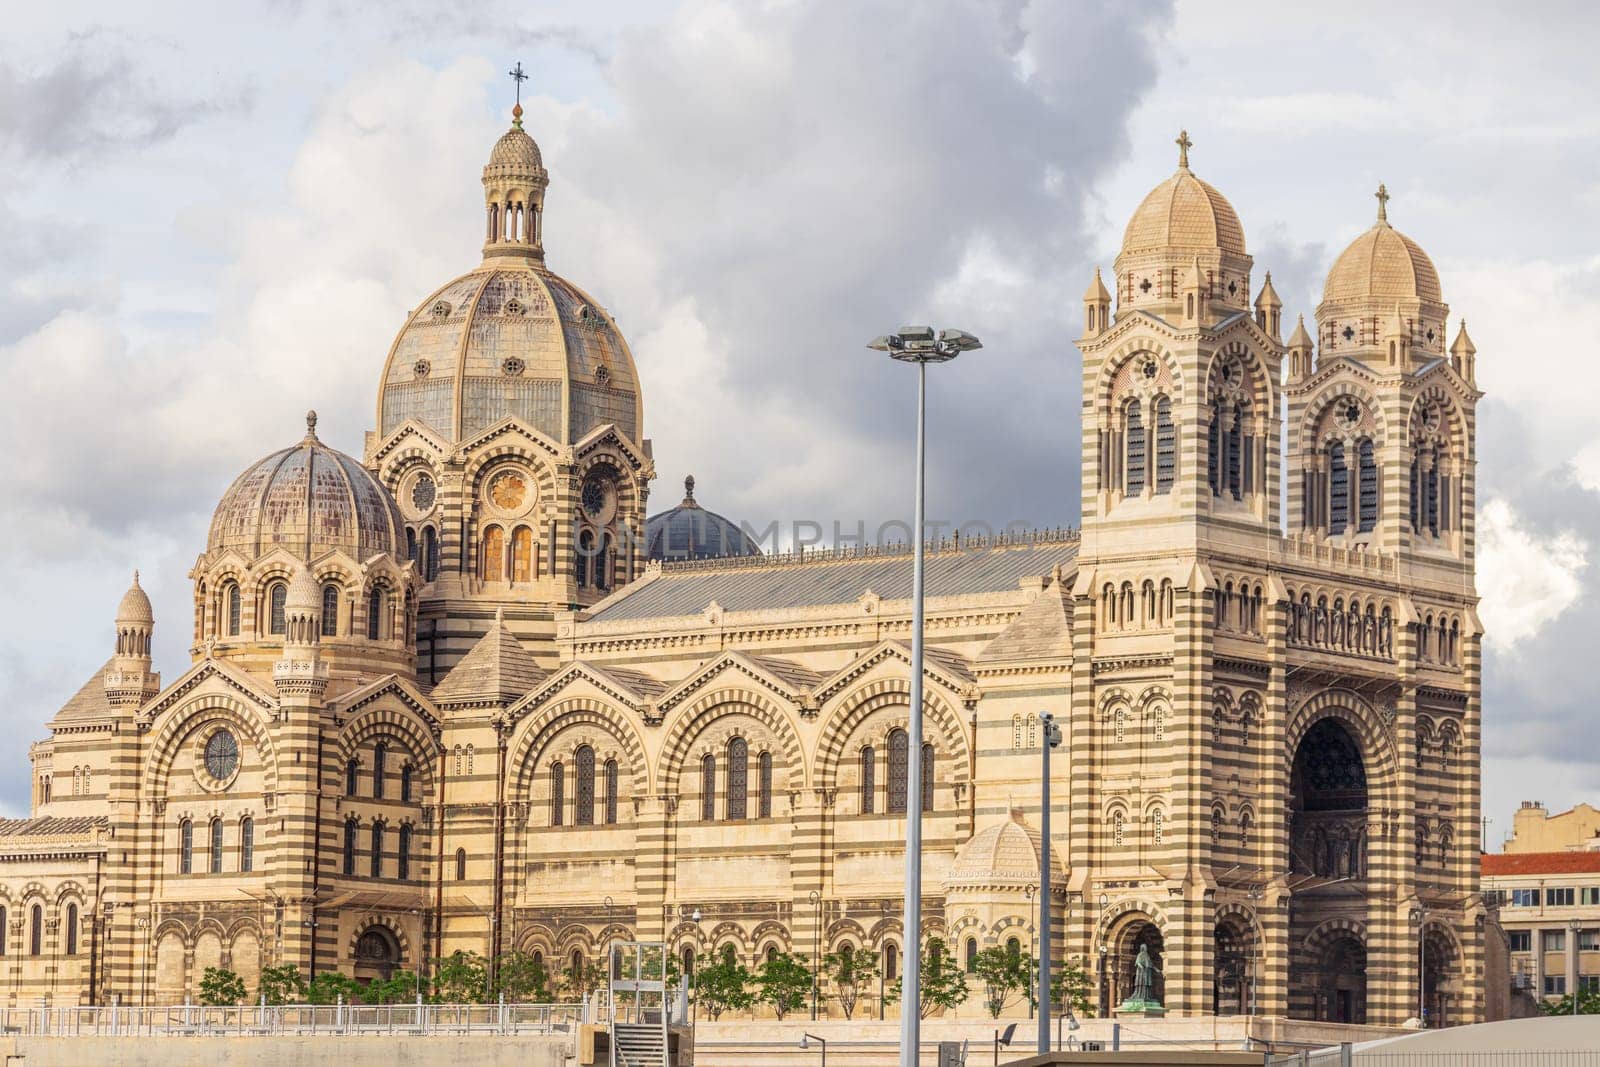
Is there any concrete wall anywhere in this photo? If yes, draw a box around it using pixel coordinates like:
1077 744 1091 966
3 1034 572 1067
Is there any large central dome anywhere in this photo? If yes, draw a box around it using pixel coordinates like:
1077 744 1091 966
374 106 643 448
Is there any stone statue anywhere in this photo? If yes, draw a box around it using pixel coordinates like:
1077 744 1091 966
1119 944 1165 1012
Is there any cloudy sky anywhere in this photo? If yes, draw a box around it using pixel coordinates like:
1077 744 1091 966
2 0 1596 841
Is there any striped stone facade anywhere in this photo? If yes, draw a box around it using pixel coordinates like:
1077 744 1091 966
5 126 1482 1028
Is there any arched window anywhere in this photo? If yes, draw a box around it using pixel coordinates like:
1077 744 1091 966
701 753 716 822
343 818 358 876
604 759 619 825
576 529 594 588
884 942 898 982
1154 395 1175 494
727 737 749 820
398 823 412 880
346 759 359 797
1124 399 1147 495
421 526 439 582
268 582 288 635
887 728 909 814
400 764 413 803
240 817 254 873
964 937 978 973
1240 812 1252 847
576 745 596 826
224 582 241 636
598 532 616 592
681 945 695 978
511 526 533 583
1207 408 1221 496
550 761 565 827
320 583 339 636
370 821 385 878
480 525 505 582
1357 439 1378 532
406 527 418 562
860 746 876 814
373 743 387 798
758 751 773 819
1328 442 1349 533
1211 808 1223 844
455 848 467 881
209 817 224 873
366 586 385 640
1226 407 1244 498
29 905 42 956
179 819 193 874
64 903 78 955
920 743 934 813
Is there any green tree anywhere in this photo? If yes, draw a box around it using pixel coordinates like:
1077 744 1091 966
364 970 425 1005
431 950 489 1003
256 965 306 1006
753 951 812 1020
1050 956 1094 1018
694 949 754 1020
494 950 552 1003
823 944 879 1020
198 967 246 1006
305 971 365 1005
560 955 609 1001
1542 989 1600 1016
971 945 1029 1019
885 938 970 1019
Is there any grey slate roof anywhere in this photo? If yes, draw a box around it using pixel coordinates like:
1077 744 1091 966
589 537 1079 623
979 583 1073 662
0 816 108 838
48 659 116 726
431 617 546 704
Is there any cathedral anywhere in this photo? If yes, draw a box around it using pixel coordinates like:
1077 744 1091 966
6 106 1485 1027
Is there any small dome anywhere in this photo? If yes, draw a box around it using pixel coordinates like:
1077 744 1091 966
487 123 543 173
1322 219 1442 307
1121 168 1246 259
285 565 321 612
207 412 405 563
945 811 1063 891
116 571 154 625
646 476 762 562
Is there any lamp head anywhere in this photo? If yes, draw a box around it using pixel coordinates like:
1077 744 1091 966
691 908 702 923
867 334 904 353
898 325 936 343
938 328 982 351
799 1036 809 1049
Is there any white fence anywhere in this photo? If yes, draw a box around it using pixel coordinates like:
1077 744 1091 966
0 1001 587 1038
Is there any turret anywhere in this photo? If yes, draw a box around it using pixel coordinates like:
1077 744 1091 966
1286 314 1314 384
1254 271 1282 341
273 566 329 700
1450 320 1476 385
104 571 160 708
1180 256 1205 327
1083 268 1112 338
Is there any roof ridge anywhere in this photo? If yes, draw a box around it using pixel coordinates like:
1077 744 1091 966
657 527 1081 575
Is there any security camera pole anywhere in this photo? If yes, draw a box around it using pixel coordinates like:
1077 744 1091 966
867 326 981 1067
1039 710 1060 1052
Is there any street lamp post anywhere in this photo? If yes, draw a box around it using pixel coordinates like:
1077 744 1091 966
809 890 822 1020
1409 908 1425 1027
1038 710 1060 1053
867 325 982 1067
1570 919 1583 1015
1024 884 1037 1021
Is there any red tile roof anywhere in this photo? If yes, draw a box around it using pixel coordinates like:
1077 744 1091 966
1482 851 1600 876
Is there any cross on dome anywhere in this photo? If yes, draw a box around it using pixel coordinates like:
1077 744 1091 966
508 60 528 128
305 409 319 439
1176 129 1193 170
1375 182 1390 223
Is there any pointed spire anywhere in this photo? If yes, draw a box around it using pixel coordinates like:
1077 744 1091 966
1175 128 1193 170
1375 182 1390 224
1288 313 1314 349
1450 319 1476 357
1254 271 1281 309
1083 267 1111 302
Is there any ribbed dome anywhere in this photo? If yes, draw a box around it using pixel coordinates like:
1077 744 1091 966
377 266 642 445
646 476 762 562
945 812 1063 890
208 412 405 563
1322 221 1442 306
116 572 154 625
487 125 543 172
1121 168 1246 258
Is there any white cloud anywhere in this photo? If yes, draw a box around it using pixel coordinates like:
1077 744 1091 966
1477 497 1588 648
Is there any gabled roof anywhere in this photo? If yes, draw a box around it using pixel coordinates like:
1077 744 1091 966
140 656 276 723
430 612 546 706
657 650 823 715
505 659 672 724
1482 851 1600 876
815 639 976 704
334 673 442 734
48 659 117 727
979 582 1073 663
588 536 1079 624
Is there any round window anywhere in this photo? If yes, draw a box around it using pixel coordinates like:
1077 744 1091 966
205 730 239 780
489 469 529 512
410 474 436 513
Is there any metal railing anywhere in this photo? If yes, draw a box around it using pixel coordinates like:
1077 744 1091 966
0 1001 586 1038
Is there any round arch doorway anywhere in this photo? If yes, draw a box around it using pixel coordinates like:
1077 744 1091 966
1106 918 1165 1010
353 926 402 985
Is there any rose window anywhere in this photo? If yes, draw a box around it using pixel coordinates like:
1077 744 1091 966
205 730 239 780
